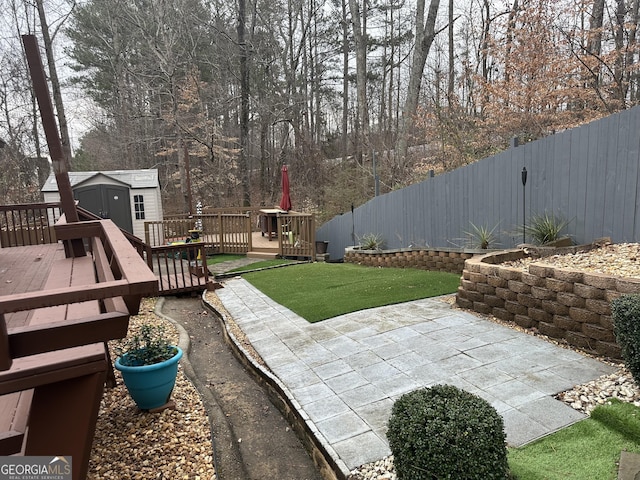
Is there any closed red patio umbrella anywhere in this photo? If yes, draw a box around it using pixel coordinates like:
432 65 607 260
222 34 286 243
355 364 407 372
279 165 292 211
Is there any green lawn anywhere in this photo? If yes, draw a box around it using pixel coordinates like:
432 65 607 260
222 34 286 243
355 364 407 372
226 259 297 273
242 263 460 322
508 399 640 479
207 254 245 265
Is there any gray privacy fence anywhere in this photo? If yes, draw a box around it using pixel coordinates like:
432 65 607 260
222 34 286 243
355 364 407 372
317 106 640 260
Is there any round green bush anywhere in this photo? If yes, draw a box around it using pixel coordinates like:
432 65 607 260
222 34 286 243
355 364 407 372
611 294 640 383
387 384 508 480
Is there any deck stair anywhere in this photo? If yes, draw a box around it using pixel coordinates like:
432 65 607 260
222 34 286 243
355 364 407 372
247 250 279 260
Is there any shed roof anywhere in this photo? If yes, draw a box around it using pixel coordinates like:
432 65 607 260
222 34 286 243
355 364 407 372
42 169 159 192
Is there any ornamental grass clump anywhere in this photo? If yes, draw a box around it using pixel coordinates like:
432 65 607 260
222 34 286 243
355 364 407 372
387 384 509 480
611 294 640 384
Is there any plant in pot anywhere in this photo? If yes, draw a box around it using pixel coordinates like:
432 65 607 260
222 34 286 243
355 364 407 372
114 323 183 410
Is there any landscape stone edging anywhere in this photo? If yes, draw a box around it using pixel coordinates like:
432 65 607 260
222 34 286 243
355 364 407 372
456 249 633 360
200 293 347 480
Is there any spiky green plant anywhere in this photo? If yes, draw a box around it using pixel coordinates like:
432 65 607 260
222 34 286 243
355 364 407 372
524 212 570 245
464 222 500 249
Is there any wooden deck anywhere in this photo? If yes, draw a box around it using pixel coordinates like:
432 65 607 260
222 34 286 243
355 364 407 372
0 243 64 329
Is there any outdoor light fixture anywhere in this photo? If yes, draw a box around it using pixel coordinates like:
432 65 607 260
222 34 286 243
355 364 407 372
521 167 528 244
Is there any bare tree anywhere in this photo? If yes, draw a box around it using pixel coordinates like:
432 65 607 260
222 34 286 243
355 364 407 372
395 0 440 170
348 0 370 163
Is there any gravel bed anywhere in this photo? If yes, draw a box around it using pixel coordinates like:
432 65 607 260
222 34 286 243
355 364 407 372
88 298 216 480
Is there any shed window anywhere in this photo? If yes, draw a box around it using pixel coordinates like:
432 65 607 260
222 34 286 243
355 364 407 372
134 195 145 220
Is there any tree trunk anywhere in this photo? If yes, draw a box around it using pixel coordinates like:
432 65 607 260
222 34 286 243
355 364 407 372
238 0 251 206
341 0 349 162
396 0 440 168
447 0 454 103
588 0 605 57
613 0 626 104
348 0 370 163
627 0 640 102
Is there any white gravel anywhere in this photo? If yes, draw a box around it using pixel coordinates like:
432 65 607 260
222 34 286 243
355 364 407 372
88 298 217 480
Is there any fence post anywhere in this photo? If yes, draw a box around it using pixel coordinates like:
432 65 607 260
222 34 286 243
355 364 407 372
219 214 225 252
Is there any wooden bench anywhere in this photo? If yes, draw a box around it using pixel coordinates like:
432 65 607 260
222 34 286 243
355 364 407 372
0 219 157 480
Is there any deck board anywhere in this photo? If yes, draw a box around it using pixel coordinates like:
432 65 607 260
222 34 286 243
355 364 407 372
0 243 65 328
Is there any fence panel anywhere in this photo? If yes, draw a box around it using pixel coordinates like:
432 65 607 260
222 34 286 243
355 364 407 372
317 106 640 260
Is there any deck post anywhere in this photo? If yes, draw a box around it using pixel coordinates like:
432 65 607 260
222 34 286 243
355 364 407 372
22 35 85 258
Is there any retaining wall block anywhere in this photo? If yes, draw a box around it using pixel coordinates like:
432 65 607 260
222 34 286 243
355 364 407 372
514 315 536 329
556 292 586 308
569 307 601 324
565 331 593 349
582 323 615 342
546 278 574 293
516 293 540 309
508 280 531 294
529 307 553 323
530 286 556 300
479 264 499 276
574 283 605 300
496 287 518 301
554 315 582 333
521 272 546 287
473 302 492 315
469 272 488 284
605 290 623 303
596 341 622 359
600 315 614 330
456 296 473 310
484 295 505 308
487 276 508 288
476 283 496 295
585 298 611 316
553 269 584 283
616 278 640 295
505 300 528 316
542 301 570 316
498 268 523 281
492 308 514 322
465 290 485 303
528 264 554 277
538 321 566 339
582 273 617 290
465 261 482 274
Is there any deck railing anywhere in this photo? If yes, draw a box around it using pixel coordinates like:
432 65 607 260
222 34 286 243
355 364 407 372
145 210 315 258
0 203 62 248
277 213 315 258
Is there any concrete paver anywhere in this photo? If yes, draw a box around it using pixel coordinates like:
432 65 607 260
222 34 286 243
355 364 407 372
215 278 616 476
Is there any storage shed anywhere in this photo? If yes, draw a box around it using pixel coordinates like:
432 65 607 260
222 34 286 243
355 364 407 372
42 169 163 240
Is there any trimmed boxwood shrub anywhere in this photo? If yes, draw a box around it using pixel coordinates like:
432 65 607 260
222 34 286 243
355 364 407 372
611 294 640 384
387 384 508 480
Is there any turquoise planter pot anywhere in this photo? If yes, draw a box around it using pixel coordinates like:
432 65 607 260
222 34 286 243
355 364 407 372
115 347 183 410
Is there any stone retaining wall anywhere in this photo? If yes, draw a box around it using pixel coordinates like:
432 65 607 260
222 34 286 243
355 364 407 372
344 247 475 274
456 250 640 360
